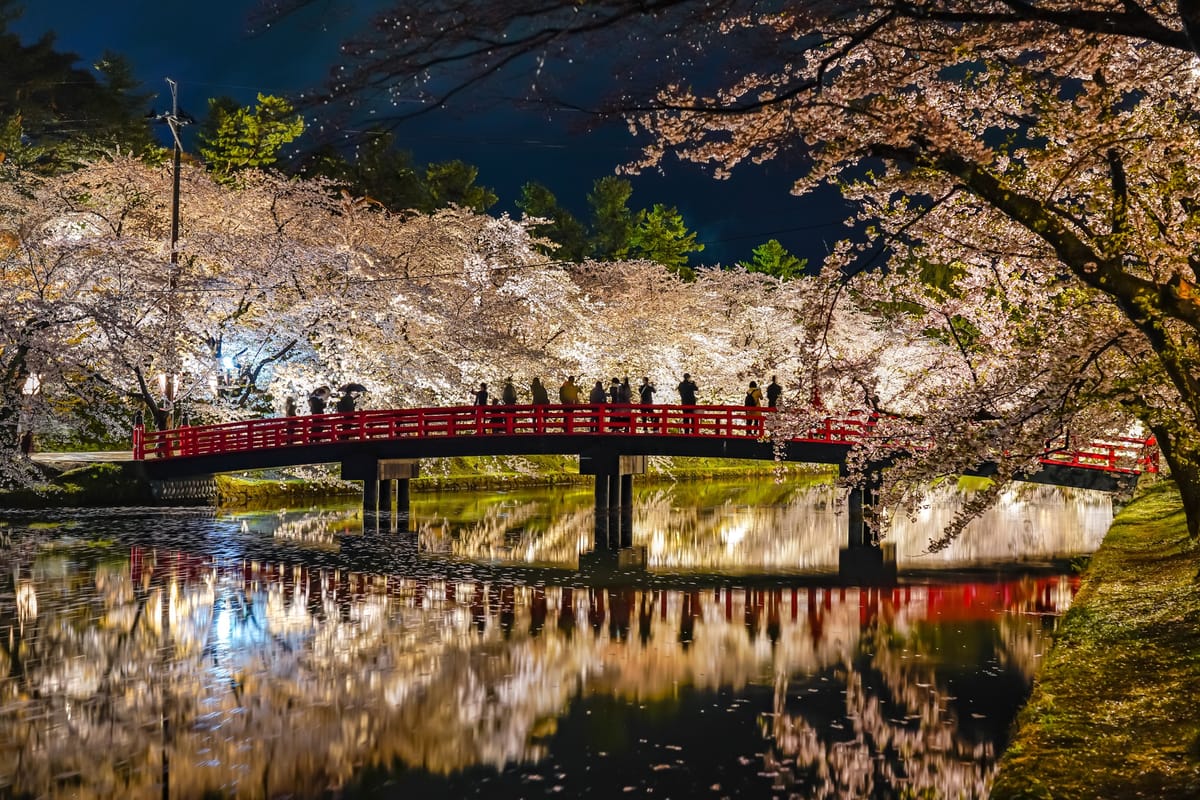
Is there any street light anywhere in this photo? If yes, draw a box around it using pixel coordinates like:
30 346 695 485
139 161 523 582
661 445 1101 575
19 373 40 457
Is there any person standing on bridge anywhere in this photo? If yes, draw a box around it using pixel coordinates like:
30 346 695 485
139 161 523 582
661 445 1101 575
678 373 699 435
588 380 607 432
745 381 764 436
502 377 518 405
617 377 633 432
308 387 328 415
559 376 580 404
766 375 783 409
638 377 656 433
473 383 489 434
531 376 550 405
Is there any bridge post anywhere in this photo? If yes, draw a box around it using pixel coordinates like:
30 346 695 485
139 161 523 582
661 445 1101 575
379 478 394 523
581 451 645 548
363 479 379 518
839 466 896 584
342 458 420 524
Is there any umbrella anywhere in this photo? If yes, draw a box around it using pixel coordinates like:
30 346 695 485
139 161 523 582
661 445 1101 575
339 382 368 394
310 385 330 398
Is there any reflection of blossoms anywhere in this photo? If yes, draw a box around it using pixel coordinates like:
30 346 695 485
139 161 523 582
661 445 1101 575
14 580 35 629
0 543 1080 799
762 595 1062 799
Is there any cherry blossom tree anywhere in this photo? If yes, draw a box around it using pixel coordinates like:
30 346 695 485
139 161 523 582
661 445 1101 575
254 0 1200 538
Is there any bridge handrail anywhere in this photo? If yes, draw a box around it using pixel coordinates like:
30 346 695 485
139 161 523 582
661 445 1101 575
130 403 1159 475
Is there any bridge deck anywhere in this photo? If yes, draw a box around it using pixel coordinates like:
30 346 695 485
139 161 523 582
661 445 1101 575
131 404 1158 491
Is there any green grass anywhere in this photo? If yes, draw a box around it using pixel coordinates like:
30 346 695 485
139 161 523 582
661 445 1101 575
991 480 1200 799
0 463 151 508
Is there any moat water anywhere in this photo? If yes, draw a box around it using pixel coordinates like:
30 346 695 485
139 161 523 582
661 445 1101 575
0 480 1111 798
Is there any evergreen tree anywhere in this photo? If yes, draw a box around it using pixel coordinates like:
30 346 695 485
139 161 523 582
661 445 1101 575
738 239 807 280
302 132 431 211
424 159 497 212
587 176 635 260
197 94 304 182
517 181 588 261
627 203 703 280
0 5 153 171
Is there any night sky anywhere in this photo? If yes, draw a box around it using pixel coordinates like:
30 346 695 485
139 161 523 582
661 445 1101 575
11 0 848 266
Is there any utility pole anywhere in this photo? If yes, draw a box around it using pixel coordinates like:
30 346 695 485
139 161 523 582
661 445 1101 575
151 79 192 432
156 78 190 269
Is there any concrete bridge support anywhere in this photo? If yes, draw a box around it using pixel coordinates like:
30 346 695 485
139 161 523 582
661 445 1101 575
581 452 644 550
839 472 897 584
343 458 420 524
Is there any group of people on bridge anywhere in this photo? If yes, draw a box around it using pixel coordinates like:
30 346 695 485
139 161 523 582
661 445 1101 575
471 374 784 410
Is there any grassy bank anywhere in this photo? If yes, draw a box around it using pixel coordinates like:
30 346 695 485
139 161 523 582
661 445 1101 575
991 480 1200 799
216 455 832 504
0 455 834 509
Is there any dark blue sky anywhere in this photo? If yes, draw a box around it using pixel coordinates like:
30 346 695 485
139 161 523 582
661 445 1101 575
11 0 847 266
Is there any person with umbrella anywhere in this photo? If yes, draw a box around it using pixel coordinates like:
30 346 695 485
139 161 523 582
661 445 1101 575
335 382 366 441
308 385 330 440
308 386 330 414
336 382 367 413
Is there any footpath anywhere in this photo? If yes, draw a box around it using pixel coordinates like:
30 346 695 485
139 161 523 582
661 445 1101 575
991 481 1200 798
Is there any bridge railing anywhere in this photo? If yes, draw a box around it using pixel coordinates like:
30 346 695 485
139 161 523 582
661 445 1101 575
134 403 868 460
131 403 1159 475
1038 435 1159 475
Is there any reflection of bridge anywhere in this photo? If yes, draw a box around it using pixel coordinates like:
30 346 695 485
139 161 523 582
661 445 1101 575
131 404 1157 579
2 537 1075 798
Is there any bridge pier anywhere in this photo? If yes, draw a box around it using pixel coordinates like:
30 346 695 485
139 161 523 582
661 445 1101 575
582 451 642 550
343 458 420 524
839 470 896 584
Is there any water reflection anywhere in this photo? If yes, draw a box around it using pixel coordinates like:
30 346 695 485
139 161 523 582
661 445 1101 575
0 481 1105 798
413 482 1110 572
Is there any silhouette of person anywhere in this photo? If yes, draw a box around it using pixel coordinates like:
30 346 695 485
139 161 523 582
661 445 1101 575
559 375 580 404
677 373 698 404
638 377 655 404
308 389 327 414
677 373 699 434
588 380 607 431
766 375 783 409
531 376 550 404
638 376 656 432
745 380 764 434
501 376 518 405
474 382 489 433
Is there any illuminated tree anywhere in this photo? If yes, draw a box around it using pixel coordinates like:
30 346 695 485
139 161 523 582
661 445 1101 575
739 239 806 281
254 0 1200 537
197 93 304 182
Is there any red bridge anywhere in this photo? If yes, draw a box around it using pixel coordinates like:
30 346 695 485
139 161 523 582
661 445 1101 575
133 402 1157 482
129 403 1157 582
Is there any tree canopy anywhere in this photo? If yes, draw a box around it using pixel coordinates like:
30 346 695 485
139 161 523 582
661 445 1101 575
0 3 153 170
252 0 1200 541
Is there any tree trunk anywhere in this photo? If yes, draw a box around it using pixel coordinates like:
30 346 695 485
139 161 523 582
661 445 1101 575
1148 422 1200 539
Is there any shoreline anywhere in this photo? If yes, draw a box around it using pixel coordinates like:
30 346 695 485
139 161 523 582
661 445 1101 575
990 480 1200 797
0 456 836 510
